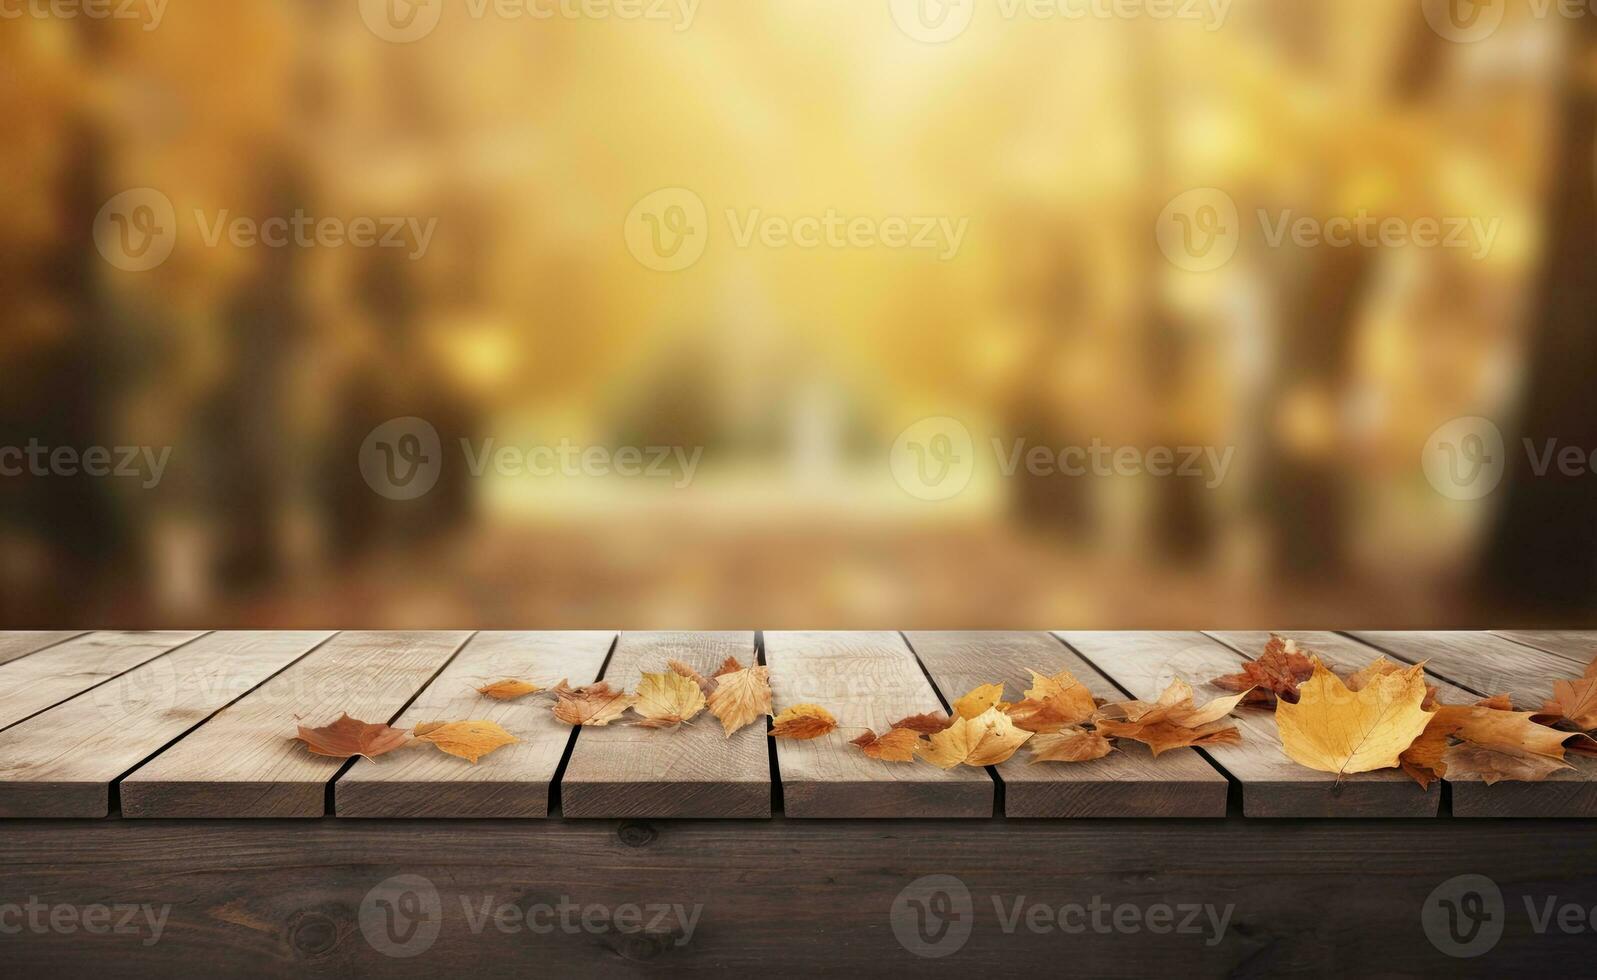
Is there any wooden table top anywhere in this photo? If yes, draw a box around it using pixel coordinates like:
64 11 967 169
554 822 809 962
0 629 1591 820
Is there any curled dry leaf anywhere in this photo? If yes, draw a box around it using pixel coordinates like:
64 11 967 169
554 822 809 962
891 712 955 735
919 707 1033 769
632 671 707 729
551 682 636 727
1212 634 1315 705
1028 726 1115 764
850 727 925 762
293 714 410 761
1400 702 1575 788
706 664 773 736
1002 668 1098 733
1276 658 1433 777
1541 663 1597 730
714 656 745 677
1093 679 1247 756
413 720 519 764
952 683 1005 721
769 704 838 740
477 679 543 701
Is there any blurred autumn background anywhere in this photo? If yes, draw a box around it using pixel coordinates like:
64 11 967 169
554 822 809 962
3 0 1596 629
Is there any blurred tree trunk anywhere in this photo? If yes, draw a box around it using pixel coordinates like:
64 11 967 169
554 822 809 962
1481 20 1597 616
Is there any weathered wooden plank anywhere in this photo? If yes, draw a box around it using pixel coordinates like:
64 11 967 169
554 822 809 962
0 631 207 732
0 631 88 666
338 631 614 818
1348 631 1597 817
905 631 1228 817
6 818 1597 976
1491 630 1597 668
765 631 992 818
120 631 471 818
560 632 768 819
0 632 334 818
1057 632 1438 818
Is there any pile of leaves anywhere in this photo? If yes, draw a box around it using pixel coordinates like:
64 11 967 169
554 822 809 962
290 658 1253 771
1213 634 1597 787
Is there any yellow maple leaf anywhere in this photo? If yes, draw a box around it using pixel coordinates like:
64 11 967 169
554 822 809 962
412 720 518 764
769 704 838 740
706 665 773 736
477 679 542 701
920 707 1032 768
1276 658 1434 776
632 671 707 729
952 683 1004 720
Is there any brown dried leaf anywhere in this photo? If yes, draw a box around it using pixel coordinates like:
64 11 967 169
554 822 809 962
477 679 543 701
706 665 773 736
293 714 410 761
1095 680 1248 757
890 712 955 735
850 727 924 762
1541 675 1597 730
552 685 637 727
1028 727 1114 764
769 704 838 740
413 720 518 764
1212 634 1316 705
1003 668 1098 733
714 656 745 677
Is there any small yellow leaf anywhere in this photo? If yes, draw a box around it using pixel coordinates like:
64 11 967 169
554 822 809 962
477 679 542 701
953 683 1004 721
413 720 518 764
850 727 925 762
769 704 838 740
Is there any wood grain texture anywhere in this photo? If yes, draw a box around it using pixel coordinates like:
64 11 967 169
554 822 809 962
120 632 471 818
905 632 1228 817
1057 632 1438 818
337 631 614 818
1347 631 1597 817
0 632 207 732
560 632 769 818
6 817 1597 977
0 632 334 818
765 631 992 818
1491 630 1597 667
0 631 88 666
